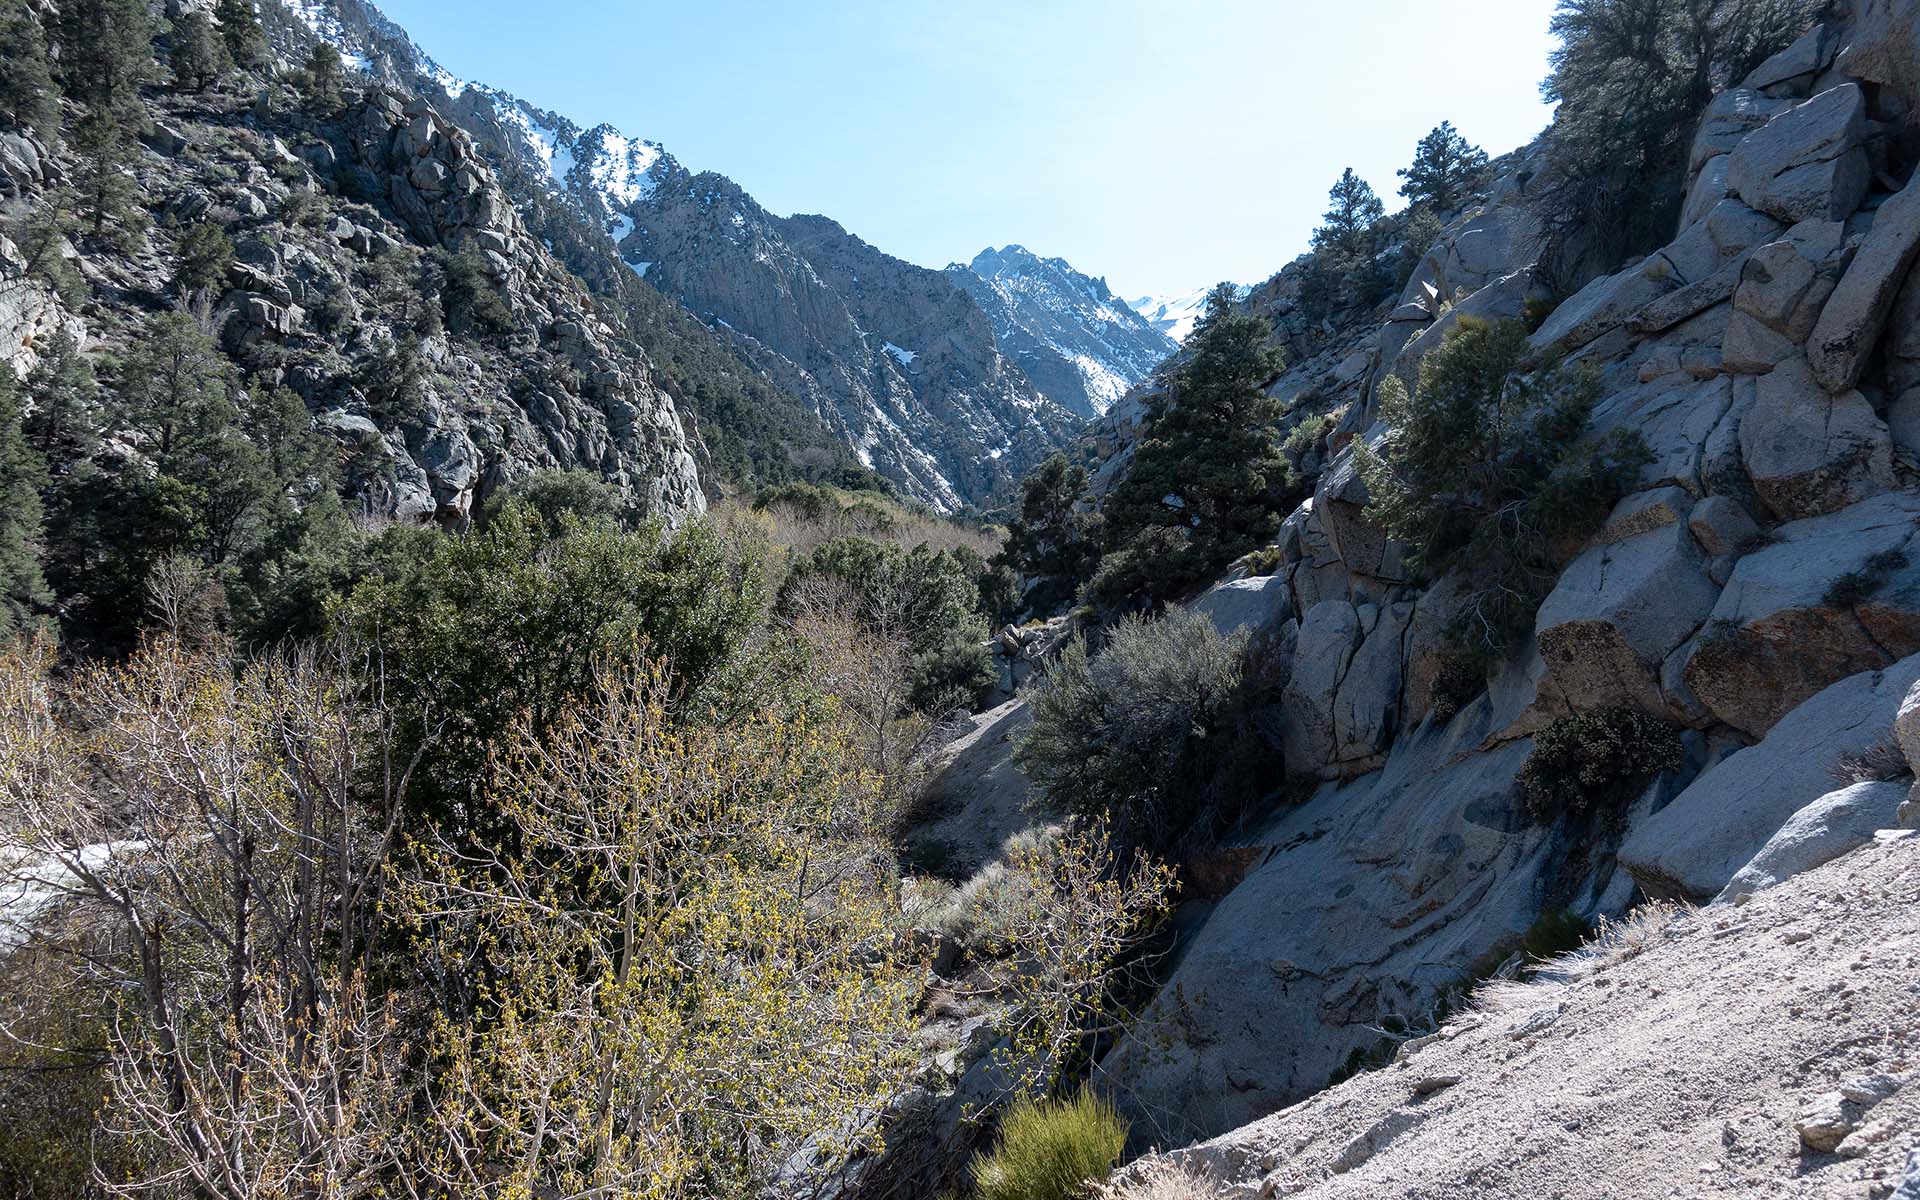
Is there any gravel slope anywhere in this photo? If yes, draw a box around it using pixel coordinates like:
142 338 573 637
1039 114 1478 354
1126 832 1920 1199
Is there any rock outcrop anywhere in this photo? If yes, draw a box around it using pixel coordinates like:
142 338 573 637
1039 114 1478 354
1083 0 1920 1150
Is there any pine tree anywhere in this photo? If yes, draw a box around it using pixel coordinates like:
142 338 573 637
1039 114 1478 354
174 222 234 299
1093 285 1289 608
0 367 51 636
995 452 1102 620
0 0 61 141
22 331 99 466
1397 121 1490 213
55 0 155 240
299 42 346 115
213 0 267 71
168 11 231 92
1312 168 1385 260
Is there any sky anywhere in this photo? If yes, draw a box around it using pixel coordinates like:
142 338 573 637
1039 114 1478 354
375 0 1563 301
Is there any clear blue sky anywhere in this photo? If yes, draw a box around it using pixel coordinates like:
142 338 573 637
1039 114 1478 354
377 0 1562 300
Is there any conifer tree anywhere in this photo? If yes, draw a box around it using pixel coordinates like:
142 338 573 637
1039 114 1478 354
56 0 155 240
168 11 231 92
299 42 346 115
1312 168 1385 260
0 0 61 141
173 222 234 299
0 367 51 636
1093 285 1289 608
1397 121 1490 213
995 452 1102 620
213 0 268 71
21 332 99 466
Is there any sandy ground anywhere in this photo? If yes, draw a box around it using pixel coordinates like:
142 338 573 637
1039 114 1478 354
1133 831 1920 1199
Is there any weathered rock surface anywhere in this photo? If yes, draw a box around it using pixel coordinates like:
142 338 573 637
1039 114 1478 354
1736 356 1892 521
1116 836 1920 1199
1533 502 1721 716
1724 84 1871 225
1717 779 1908 899
1807 175 1920 392
1622 653 1920 898
1096 702 1637 1146
1678 492 1920 737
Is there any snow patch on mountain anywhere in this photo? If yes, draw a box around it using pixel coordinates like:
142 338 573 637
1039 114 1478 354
951 245 1175 419
1126 286 1215 343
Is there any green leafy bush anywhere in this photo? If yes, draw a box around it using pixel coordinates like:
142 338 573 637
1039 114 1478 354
1015 607 1270 850
970 1089 1129 1200
1357 317 1650 664
1518 707 1684 822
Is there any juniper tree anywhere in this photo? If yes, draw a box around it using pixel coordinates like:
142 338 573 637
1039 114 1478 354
1397 121 1490 213
1093 285 1288 608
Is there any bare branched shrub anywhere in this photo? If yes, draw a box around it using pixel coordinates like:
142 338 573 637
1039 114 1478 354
1830 737 1911 786
0 634 428 1198
785 573 937 832
398 654 924 1200
970 823 1174 1100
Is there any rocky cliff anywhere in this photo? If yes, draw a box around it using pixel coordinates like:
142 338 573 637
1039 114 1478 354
272 0 1086 509
0 36 706 526
913 0 1920 1181
948 245 1176 420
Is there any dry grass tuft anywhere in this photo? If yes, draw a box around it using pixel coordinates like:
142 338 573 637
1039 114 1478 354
1471 899 1692 1016
1098 1156 1231 1200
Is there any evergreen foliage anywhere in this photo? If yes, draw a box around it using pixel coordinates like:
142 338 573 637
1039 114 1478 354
167 11 230 92
1538 0 1818 282
1302 169 1393 318
56 0 156 242
1016 608 1273 852
173 222 234 299
436 245 516 336
298 41 346 115
992 452 1101 622
0 368 50 637
339 504 779 833
1093 285 1288 609
779 534 995 714
1356 317 1651 664
0 0 61 141
1519 707 1684 822
1397 121 1490 213
213 0 267 71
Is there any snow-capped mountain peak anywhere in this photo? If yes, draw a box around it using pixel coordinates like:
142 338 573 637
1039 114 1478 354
1125 286 1223 344
950 246 1175 419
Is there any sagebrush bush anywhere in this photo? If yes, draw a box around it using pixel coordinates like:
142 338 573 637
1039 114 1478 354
971 1090 1130 1200
1357 317 1650 664
1015 608 1268 850
1519 707 1684 822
